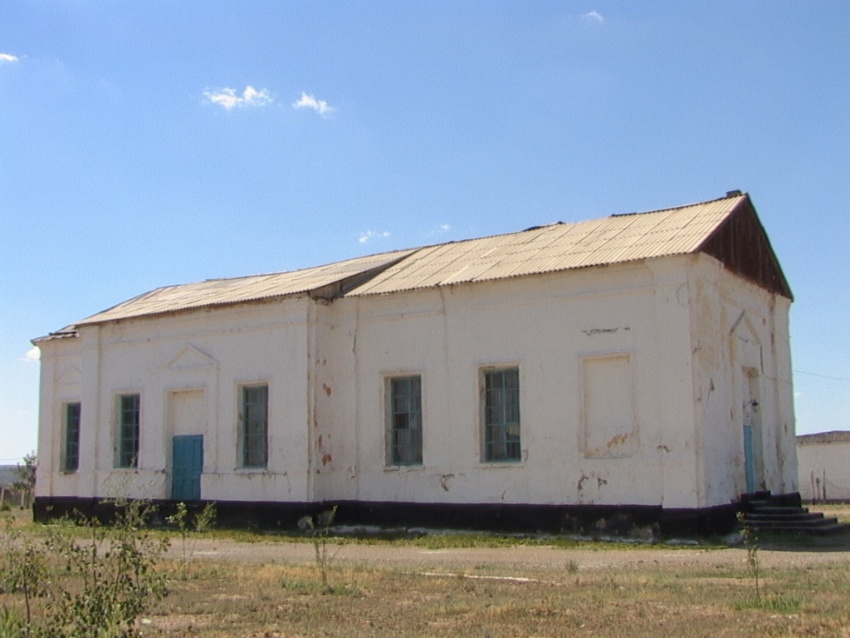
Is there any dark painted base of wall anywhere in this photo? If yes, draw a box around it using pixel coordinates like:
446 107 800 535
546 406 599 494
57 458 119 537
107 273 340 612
33 496 751 537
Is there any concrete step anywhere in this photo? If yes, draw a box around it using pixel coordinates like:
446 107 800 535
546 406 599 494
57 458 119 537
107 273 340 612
744 509 824 522
744 520 850 536
738 491 849 536
740 491 802 509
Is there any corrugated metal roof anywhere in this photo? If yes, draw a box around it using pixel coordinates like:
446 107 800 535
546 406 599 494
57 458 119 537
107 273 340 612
75 248 416 326
347 194 746 296
797 431 850 445
59 193 747 329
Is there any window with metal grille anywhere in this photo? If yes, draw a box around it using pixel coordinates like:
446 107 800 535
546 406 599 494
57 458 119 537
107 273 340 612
482 367 521 462
63 402 81 472
241 385 268 468
117 394 140 468
387 375 422 465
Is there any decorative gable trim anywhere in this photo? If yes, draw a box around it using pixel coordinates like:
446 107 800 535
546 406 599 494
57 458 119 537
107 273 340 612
164 344 218 371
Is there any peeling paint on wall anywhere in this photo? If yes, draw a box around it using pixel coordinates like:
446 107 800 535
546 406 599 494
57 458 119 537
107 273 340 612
32 221 797 513
606 433 630 449
439 474 455 492
582 327 619 336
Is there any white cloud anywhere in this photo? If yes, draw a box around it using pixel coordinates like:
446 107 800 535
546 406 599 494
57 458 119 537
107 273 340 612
293 92 334 117
22 347 40 362
427 224 452 237
358 230 391 244
581 11 604 23
0 53 19 63
203 86 273 110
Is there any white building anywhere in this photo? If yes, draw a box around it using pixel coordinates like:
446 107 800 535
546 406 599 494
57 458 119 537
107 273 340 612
797 432 850 502
33 192 796 533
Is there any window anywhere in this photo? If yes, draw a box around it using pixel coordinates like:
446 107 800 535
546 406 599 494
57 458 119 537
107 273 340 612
387 375 422 465
117 394 140 468
62 402 81 472
482 367 521 462
241 385 268 468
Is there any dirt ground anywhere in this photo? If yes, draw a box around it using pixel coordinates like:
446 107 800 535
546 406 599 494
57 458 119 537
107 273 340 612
6 507 850 636
174 533 850 575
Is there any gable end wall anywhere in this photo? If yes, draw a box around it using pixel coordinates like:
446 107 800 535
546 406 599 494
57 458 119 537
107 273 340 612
689 253 796 507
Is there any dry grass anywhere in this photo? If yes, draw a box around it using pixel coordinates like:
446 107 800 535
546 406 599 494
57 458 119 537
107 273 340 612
4 505 850 637
137 556 850 637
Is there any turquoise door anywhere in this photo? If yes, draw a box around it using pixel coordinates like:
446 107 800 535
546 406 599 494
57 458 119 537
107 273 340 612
172 435 203 501
743 425 756 494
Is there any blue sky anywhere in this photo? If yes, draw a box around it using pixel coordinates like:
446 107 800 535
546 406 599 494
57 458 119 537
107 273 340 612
1 2 848 464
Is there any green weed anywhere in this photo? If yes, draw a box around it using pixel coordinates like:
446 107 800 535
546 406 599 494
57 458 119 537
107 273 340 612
297 506 339 593
733 594 803 613
1 498 169 637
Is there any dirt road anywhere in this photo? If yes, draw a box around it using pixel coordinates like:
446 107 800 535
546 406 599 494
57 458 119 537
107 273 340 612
177 535 850 574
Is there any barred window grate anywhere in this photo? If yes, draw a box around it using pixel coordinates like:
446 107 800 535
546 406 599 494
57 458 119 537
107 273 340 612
388 376 422 465
118 394 140 468
242 385 268 468
483 368 521 462
63 402 81 471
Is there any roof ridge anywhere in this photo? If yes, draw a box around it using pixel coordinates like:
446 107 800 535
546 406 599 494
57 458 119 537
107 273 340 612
611 192 748 218
37 192 758 332
194 247 417 285
163 194 749 287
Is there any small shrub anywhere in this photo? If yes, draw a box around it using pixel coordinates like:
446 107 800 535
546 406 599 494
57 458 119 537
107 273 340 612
167 501 217 576
1 498 169 637
194 502 217 534
737 512 761 602
297 506 339 593
167 502 191 572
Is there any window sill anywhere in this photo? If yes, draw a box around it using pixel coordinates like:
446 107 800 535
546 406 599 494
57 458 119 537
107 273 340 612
479 460 524 469
383 465 424 473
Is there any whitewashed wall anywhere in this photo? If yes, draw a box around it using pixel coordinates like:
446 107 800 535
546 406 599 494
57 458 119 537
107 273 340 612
318 259 703 508
689 255 797 504
35 336 82 498
38 298 315 503
798 437 850 501
315 254 794 510
36 253 795 511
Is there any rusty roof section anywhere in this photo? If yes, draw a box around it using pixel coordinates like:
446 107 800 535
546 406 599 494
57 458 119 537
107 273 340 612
41 191 791 335
347 193 756 296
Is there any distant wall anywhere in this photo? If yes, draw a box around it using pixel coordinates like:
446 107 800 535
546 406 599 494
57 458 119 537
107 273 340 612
0 467 32 508
797 432 850 502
